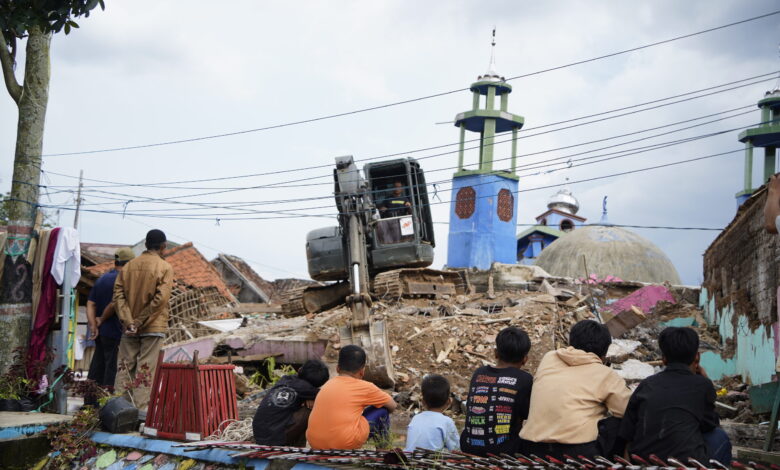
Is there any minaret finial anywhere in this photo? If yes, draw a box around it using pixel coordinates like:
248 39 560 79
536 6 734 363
599 196 611 225
486 27 499 78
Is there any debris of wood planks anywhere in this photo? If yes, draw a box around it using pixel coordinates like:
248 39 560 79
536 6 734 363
208 353 282 364
481 317 512 325
436 338 458 363
211 303 283 314
604 305 647 337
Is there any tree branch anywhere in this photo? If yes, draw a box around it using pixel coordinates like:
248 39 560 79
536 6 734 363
0 31 22 105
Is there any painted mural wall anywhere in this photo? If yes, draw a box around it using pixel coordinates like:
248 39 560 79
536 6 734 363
698 187 780 386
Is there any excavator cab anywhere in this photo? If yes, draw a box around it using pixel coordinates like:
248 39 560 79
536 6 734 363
363 158 435 272
305 157 435 282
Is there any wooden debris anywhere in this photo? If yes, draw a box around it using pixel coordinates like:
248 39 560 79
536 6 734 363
436 338 458 363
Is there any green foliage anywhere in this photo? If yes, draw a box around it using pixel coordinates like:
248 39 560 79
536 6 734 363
367 429 401 451
248 356 296 389
0 0 104 55
0 375 30 400
41 406 99 469
0 346 50 400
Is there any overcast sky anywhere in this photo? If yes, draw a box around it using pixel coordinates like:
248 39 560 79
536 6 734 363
1 0 778 285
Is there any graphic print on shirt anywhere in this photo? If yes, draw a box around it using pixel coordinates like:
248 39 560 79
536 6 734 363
270 386 298 408
462 366 529 454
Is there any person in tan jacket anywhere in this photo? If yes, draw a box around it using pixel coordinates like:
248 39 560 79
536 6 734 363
520 320 631 459
114 229 174 414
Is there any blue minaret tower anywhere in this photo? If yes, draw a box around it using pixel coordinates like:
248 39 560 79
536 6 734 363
447 31 525 269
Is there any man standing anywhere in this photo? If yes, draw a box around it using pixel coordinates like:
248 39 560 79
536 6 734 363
84 247 135 405
114 230 174 414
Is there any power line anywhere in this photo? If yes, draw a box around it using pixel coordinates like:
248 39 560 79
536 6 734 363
19 144 750 220
38 10 780 158
41 71 776 189
36 110 756 213
433 222 723 231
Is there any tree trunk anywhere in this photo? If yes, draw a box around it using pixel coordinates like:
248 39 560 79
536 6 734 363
0 26 51 373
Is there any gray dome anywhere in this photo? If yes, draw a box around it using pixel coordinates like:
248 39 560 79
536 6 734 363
534 225 681 284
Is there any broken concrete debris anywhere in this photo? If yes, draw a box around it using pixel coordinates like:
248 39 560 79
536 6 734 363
604 305 647 337
154 263 765 448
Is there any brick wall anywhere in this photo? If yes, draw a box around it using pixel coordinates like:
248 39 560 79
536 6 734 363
703 187 780 324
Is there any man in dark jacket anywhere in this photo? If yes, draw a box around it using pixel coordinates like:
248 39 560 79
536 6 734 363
84 247 135 405
253 360 329 446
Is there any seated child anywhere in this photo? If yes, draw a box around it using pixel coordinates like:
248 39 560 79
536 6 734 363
404 374 459 452
520 320 631 459
252 359 329 446
307 345 398 449
619 327 732 465
460 326 533 456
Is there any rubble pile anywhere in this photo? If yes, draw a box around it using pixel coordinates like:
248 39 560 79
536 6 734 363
193 269 763 427
383 291 582 410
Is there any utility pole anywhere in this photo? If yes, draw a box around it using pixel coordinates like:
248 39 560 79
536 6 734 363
73 170 83 229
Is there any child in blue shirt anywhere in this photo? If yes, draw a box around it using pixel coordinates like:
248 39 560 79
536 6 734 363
404 374 459 452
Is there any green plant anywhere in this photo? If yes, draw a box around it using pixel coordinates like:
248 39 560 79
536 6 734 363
248 357 296 389
40 406 99 469
367 429 401 451
0 346 51 401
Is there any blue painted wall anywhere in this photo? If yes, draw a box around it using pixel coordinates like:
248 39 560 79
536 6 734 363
698 288 777 385
447 174 518 269
517 232 559 265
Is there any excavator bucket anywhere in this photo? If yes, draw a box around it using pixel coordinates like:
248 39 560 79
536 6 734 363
339 317 395 389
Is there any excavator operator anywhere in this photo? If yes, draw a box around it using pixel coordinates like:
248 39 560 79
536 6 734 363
377 180 411 218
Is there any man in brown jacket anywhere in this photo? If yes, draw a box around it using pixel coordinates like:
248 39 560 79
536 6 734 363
520 320 631 459
114 229 174 413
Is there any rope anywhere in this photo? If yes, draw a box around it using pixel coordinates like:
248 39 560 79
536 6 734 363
204 418 254 442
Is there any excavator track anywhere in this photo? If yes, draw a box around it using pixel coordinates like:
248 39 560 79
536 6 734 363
281 282 352 316
372 268 466 300
283 269 465 315
281 286 309 316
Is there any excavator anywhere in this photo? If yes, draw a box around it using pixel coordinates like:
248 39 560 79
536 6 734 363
283 156 464 387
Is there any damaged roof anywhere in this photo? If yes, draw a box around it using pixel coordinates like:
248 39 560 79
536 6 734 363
81 242 128 265
83 242 234 300
213 254 272 303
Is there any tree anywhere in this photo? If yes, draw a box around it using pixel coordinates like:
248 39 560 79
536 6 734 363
0 1 103 372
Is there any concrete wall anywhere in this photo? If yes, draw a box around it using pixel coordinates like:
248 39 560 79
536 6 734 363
699 188 780 385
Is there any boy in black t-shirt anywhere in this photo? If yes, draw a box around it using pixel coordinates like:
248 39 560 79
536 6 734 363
253 359 329 446
619 327 732 465
460 327 533 456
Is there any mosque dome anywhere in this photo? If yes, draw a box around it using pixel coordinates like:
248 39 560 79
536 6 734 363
534 225 681 284
547 188 580 215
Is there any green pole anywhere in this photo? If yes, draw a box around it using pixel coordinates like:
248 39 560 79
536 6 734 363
478 131 484 167
472 91 480 111
483 119 496 171
762 106 771 126
486 86 495 111
500 93 508 112
458 125 465 170
744 140 753 193
511 128 518 173
765 146 777 182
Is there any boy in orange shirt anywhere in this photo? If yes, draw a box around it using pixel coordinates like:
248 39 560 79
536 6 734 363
306 345 398 449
